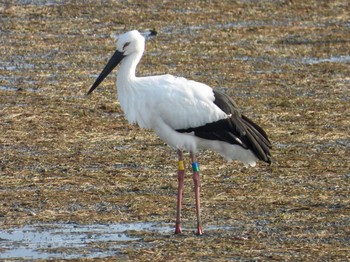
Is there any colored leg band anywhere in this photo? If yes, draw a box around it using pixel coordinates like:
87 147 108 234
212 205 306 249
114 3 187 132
178 160 185 171
192 162 200 172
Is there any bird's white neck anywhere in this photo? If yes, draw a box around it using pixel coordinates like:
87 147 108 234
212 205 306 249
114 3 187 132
117 52 142 85
116 51 144 126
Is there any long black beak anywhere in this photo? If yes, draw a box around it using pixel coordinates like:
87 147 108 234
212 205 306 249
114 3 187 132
87 50 125 95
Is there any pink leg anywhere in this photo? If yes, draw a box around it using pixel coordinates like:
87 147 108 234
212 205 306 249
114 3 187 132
175 150 185 234
190 152 203 235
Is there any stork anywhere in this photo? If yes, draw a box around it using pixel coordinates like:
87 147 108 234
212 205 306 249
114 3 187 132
87 29 272 235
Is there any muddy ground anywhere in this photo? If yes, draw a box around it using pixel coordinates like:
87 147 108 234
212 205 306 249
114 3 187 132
1 0 349 260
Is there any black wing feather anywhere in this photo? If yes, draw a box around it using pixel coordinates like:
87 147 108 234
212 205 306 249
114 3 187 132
176 90 272 164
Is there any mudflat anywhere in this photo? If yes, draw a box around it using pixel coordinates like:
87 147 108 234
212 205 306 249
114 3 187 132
1 1 349 260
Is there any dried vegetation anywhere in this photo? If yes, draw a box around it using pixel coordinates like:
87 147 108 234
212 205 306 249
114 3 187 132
0 0 349 260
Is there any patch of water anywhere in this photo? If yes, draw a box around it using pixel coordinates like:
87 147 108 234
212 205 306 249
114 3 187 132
0 222 172 260
14 0 66 6
233 54 350 66
0 86 39 93
231 54 350 74
0 62 35 71
275 142 291 149
215 20 290 29
161 19 331 36
302 55 350 65
0 86 18 92
0 222 233 259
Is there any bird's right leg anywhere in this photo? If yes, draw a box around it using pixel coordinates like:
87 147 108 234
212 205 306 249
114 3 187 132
190 152 203 235
175 149 185 234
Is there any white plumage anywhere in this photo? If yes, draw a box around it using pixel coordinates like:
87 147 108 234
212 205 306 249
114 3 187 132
119 74 227 130
87 29 272 235
118 74 243 159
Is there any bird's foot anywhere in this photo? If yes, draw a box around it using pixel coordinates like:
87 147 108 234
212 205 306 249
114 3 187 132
196 224 203 235
175 223 182 234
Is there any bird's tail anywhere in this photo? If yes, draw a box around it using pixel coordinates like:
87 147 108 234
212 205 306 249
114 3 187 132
240 115 272 164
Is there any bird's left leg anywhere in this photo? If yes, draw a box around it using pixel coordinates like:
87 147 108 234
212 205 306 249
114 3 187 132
175 149 185 234
190 152 203 235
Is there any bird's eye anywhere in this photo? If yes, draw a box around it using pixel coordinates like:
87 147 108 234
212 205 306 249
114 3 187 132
123 42 130 50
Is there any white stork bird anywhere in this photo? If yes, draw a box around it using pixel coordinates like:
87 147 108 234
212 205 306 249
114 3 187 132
87 29 272 235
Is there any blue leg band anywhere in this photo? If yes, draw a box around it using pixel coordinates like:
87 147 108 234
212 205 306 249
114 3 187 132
192 162 200 172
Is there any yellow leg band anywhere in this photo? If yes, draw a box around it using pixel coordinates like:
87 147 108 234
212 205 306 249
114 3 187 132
178 160 185 171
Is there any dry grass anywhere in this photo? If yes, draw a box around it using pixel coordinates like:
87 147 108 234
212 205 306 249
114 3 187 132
1 0 349 260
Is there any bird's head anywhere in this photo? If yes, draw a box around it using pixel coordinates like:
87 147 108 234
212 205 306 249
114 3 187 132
87 29 157 95
115 29 156 56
